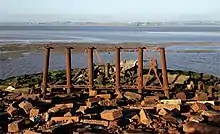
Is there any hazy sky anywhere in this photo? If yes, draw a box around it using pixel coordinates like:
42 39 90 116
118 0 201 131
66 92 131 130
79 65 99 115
1 0 220 22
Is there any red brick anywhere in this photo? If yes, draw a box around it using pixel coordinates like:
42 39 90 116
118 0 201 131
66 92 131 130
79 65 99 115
7 104 18 117
100 109 122 121
8 119 24 133
191 103 208 112
19 101 33 114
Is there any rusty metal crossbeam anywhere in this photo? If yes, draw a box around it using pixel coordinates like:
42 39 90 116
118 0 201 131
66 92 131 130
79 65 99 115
41 46 169 98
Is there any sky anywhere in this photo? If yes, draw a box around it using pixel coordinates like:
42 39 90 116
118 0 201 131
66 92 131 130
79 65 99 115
1 0 220 22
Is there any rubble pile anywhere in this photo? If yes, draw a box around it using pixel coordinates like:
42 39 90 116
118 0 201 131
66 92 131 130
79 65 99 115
1 60 220 133
0 80 220 134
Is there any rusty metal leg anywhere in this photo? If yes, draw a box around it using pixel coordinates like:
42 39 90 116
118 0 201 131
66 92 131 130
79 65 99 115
115 47 121 97
160 48 169 98
105 63 110 78
65 47 72 94
88 47 94 96
137 47 143 94
42 47 51 95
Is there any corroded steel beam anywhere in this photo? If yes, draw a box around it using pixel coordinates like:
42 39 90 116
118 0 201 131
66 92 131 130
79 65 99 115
65 47 72 94
137 47 143 94
160 48 169 98
42 46 51 94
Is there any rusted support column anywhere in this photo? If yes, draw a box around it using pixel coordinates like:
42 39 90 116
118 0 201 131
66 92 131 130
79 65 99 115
42 46 51 94
65 47 72 94
160 48 169 98
88 47 94 96
115 47 121 92
105 63 110 78
137 47 143 94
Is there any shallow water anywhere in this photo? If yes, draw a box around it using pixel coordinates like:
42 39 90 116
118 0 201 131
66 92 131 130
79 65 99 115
0 26 220 79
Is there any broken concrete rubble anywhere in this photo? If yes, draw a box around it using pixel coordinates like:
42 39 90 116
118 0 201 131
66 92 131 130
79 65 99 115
124 92 142 101
19 101 33 114
7 104 18 117
191 103 208 112
8 119 25 133
100 109 122 121
2 68 220 133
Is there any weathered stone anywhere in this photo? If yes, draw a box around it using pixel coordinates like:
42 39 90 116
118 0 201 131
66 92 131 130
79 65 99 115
175 92 186 101
50 116 79 123
76 106 88 114
139 109 152 126
48 106 60 113
24 130 41 134
122 105 155 110
201 111 220 117
141 97 157 107
100 109 122 121
29 108 40 118
8 119 24 133
156 104 180 111
158 108 169 116
186 101 215 105
183 121 219 134
191 103 208 112
124 92 142 101
195 92 208 101
212 106 220 111
160 99 182 105
7 104 18 117
197 81 205 91
64 112 72 117
120 60 138 72
55 103 74 109
143 96 159 101
208 86 214 98
89 90 97 97
19 101 33 114
86 98 101 108
189 115 204 122
5 86 15 92
161 114 177 124
186 81 194 90
95 94 111 99
98 99 117 107
80 119 109 126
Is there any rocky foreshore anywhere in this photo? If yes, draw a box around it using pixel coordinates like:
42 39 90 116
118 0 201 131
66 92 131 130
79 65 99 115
1 62 220 133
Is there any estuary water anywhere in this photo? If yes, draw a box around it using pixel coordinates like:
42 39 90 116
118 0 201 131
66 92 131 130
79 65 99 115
0 25 220 79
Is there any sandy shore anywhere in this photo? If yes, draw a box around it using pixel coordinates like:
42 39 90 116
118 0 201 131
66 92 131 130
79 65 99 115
0 42 219 53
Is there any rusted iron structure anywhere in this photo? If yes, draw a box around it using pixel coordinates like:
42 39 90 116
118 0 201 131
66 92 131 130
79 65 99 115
41 46 170 98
